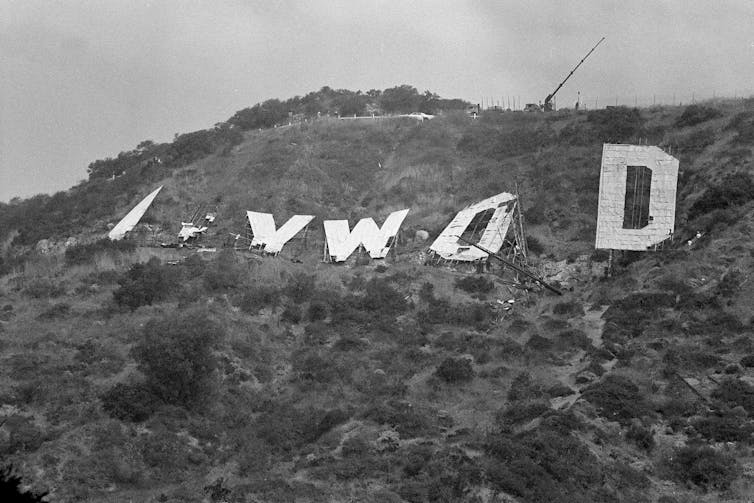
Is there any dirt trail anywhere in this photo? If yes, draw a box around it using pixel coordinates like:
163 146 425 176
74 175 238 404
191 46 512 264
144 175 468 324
549 306 609 410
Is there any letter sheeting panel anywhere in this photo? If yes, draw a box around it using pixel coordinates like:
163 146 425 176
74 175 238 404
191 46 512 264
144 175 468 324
108 186 163 241
595 144 678 250
429 192 516 261
324 209 409 261
246 212 314 253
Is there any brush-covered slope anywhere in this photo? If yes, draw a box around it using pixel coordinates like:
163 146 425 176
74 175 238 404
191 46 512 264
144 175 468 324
0 94 753 502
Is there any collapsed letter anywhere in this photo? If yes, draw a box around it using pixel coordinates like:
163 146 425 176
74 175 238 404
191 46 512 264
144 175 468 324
429 193 516 261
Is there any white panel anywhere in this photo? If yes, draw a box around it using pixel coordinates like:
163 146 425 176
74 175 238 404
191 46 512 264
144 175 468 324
595 144 678 250
369 208 410 258
246 211 277 247
324 209 410 261
324 220 353 261
108 186 163 240
264 215 314 253
246 212 314 253
429 192 516 261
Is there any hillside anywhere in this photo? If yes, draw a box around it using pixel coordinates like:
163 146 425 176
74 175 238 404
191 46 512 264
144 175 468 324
0 90 754 502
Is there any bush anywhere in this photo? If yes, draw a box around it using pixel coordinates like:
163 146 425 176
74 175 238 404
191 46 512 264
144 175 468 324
710 378 754 415
454 275 495 294
526 235 545 255
693 410 754 443
101 383 162 422
64 238 136 265
132 309 224 408
283 273 317 303
625 423 654 451
552 300 584 317
496 402 550 428
113 257 178 311
687 172 754 221
307 300 329 321
662 444 739 491
0 465 47 502
22 278 65 298
675 104 722 127
435 357 474 383
236 285 280 314
485 427 602 502
582 375 653 425
362 278 407 315
202 249 246 291
507 372 545 401
361 400 436 438
586 107 644 142
740 355 754 368
280 304 302 324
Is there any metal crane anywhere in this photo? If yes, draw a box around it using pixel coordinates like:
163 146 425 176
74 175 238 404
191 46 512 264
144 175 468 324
543 37 605 111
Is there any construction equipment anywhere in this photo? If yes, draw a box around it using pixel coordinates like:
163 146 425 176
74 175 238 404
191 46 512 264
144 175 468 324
543 37 605 112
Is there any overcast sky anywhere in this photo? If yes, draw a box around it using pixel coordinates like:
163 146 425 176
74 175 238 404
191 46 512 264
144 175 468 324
1 0 752 202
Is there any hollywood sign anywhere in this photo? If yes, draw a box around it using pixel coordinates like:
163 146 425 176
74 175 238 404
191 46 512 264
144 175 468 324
110 190 519 262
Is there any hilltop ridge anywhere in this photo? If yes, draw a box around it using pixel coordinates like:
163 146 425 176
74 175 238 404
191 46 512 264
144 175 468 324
0 89 753 502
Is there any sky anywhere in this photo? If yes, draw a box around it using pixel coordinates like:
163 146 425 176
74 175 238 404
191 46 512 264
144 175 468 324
1 0 753 202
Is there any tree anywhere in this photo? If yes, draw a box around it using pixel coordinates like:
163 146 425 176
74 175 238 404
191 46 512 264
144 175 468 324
132 309 224 408
380 85 422 113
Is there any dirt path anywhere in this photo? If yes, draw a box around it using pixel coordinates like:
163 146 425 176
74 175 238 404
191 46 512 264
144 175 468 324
549 306 609 410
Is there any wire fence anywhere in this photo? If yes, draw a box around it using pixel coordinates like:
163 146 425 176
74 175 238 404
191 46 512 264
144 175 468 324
478 90 754 112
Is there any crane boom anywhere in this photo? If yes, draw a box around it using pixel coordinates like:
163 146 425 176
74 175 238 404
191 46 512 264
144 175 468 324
544 37 605 111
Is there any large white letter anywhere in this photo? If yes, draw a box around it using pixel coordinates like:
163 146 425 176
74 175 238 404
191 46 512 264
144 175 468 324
108 186 163 240
324 209 409 262
246 211 314 253
429 193 516 261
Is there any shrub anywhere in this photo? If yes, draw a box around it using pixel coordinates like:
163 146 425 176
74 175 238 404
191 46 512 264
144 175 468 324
362 278 407 315
507 372 545 401
485 428 602 502
418 281 435 302
693 410 754 443
435 357 474 383
726 110 754 144
64 238 136 265
675 104 722 127
525 235 545 255
280 304 302 323
113 257 178 311
662 444 739 491
454 275 495 294
132 309 224 408
556 329 591 350
496 402 550 428
101 383 162 422
525 334 553 352
202 249 246 291
710 378 754 414
586 107 644 142
361 400 436 438
625 423 654 451
283 273 317 303
0 465 47 502
22 278 65 298
740 355 754 368
236 285 280 314
687 172 754 221
582 375 653 425
307 300 329 321
552 300 584 317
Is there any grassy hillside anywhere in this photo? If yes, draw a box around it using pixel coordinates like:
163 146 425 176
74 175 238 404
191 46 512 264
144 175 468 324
0 93 753 502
